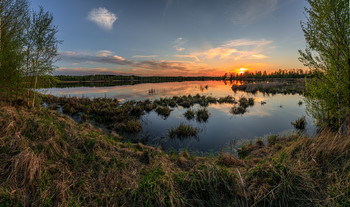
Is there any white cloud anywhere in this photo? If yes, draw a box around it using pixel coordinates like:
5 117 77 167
87 7 117 31
174 37 187 52
96 50 114 57
113 55 125 61
132 55 158 58
249 54 269 59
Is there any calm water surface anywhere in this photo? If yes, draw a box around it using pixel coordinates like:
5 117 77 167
41 81 315 153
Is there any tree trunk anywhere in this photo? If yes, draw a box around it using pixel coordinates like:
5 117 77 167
26 55 30 107
348 57 350 136
32 58 39 108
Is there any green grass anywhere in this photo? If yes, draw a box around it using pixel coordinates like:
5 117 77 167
230 106 246 115
184 109 195 120
291 116 306 130
196 108 210 122
168 123 199 139
155 106 171 118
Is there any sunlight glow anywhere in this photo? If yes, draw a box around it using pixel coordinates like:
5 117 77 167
239 68 248 74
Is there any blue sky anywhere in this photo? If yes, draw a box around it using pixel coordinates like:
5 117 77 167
31 0 308 76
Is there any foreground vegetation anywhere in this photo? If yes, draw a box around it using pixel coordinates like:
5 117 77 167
0 103 348 206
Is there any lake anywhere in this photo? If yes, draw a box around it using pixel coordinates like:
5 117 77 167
40 80 315 154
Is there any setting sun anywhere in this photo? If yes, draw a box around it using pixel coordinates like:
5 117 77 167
239 68 248 74
239 68 248 72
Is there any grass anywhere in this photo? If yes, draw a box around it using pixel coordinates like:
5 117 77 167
248 98 254 106
120 120 142 133
155 106 171 118
196 108 210 122
292 116 307 130
183 109 195 120
43 94 243 135
230 106 246 115
168 123 199 139
0 102 349 206
238 97 250 108
232 80 305 94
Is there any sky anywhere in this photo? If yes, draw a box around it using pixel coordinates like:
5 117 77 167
30 0 309 76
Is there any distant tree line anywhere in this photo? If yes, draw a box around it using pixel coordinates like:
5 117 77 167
55 75 223 83
0 0 60 106
55 69 311 84
223 69 314 80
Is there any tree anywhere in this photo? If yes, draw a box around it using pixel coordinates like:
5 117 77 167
0 0 60 106
25 6 61 107
299 0 349 132
0 0 28 103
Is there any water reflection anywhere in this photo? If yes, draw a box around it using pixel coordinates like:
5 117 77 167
41 80 315 153
40 80 245 101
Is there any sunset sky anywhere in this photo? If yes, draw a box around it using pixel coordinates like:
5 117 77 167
31 0 308 76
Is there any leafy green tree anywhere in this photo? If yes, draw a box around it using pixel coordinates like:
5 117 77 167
299 0 349 132
0 0 28 103
25 6 61 107
0 0 60 106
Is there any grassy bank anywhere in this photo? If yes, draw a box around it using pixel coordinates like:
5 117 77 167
0 103 349 206
231 80 305 94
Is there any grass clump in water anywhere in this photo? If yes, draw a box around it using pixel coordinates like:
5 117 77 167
184 109 195 120
121 120 142 133
168 123 199 138
291 116 306 130
248 98 254 106
155 106 171 118
196 108 210 122
218 95 235 104
238 97 249 108
230 106 246 115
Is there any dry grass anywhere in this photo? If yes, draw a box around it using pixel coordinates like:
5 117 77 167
0 103 244 206
232 81 305 94
0 102 349 206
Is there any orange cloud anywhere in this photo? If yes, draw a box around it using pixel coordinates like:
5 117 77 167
191 39 272 61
